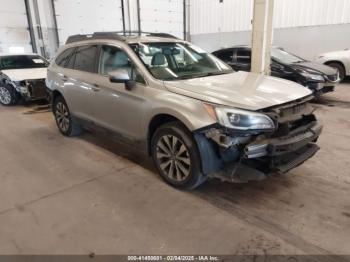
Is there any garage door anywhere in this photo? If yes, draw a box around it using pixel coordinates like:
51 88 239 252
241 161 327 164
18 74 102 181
0 0 33 54
53 0 124 46
139 0 185 39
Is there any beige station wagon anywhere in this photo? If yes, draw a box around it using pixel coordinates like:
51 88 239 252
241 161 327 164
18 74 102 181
46 32 323 189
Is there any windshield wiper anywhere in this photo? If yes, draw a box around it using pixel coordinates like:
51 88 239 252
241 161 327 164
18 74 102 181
175 71 231 80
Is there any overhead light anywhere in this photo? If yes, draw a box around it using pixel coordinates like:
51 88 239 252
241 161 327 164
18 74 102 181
9 46 25 54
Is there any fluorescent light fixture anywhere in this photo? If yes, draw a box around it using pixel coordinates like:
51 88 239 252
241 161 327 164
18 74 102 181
9 46 25 54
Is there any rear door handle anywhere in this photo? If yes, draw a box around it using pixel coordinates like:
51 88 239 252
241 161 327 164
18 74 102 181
62 75 68 82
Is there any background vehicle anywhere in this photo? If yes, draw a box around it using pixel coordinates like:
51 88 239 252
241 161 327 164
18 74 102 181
315 48 350 82
212 46 339 96
46 32 322 190
0 54 48 106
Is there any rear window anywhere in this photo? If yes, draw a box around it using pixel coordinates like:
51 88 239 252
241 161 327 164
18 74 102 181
0 55 48 70
73 45 98 73
215 50 233 62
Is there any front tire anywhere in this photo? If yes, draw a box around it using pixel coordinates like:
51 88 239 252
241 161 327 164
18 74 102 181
151 122 206 190
0 85 18 106
53 96 82 137
327 62 346 82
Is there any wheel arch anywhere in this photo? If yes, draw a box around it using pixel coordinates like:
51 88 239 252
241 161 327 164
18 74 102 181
324 60 346 72
52 90 63 102
147 113 193 156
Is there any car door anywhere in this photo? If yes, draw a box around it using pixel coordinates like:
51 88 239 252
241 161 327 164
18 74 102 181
232 48 252 72
90 44 147 141
59 45 100 122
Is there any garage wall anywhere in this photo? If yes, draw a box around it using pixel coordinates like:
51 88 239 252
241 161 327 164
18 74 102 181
190 0 350 60
0 0 33 54
191 0 350 34
139 0 185 39
53 0 124 46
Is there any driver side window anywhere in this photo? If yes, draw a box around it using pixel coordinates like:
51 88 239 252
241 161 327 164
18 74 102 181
98 45 145 84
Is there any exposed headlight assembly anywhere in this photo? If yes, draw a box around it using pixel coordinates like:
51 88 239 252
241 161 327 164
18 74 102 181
13 80 29 93
203 103 275 131
300 71 325 81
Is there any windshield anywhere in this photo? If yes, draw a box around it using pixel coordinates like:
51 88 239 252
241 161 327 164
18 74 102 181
271 48 305 64
130 42 233 80
0 55 48 70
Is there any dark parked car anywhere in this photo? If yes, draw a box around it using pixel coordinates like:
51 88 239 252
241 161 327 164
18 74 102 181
212 46 340 96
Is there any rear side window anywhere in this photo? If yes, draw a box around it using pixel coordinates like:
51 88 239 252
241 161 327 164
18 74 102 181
56 48 75 68
236 49 251 64
74 45 98 73
216 50 233 62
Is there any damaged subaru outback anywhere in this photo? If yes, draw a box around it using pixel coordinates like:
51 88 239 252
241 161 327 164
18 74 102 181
46 32 322 189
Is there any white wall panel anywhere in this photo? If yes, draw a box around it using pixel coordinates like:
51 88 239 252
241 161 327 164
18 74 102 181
140 0 184 39
53 0 124 45
0 0 32 54
190 0 350 35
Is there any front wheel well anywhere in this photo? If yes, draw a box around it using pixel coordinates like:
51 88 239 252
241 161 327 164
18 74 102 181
325 60 346 71
52 90 63 103
147 114 190 155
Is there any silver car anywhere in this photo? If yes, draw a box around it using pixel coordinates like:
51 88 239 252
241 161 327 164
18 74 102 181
46 32 323 189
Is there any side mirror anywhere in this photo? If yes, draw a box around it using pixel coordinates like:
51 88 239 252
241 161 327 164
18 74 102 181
108 69 131 83
108 69 136 90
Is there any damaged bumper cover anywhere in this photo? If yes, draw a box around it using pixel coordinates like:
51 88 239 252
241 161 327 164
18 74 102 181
13 79 47 101
244 123 322 159
195 122 322 183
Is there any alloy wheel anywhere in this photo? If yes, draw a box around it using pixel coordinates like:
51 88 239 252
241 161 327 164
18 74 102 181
0 87 11 105
55 102 70 132
156 135 191 182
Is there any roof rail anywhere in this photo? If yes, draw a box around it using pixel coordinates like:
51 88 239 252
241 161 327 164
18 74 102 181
65 31 181 44
65 32 126 44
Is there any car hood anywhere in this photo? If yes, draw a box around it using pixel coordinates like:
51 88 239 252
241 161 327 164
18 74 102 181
289 61 337 75
1 68 47 81
164 71 312 111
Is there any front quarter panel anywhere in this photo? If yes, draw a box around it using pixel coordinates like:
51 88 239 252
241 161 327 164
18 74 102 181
141 85 216 136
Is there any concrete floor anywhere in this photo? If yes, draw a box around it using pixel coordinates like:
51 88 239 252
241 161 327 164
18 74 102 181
0 82 349 257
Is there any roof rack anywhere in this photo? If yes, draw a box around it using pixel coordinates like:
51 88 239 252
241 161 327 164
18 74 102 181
114 31 180 39
65 32 126 44
65 31 180 44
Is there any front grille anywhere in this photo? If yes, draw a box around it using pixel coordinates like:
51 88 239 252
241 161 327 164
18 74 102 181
28 79 47 99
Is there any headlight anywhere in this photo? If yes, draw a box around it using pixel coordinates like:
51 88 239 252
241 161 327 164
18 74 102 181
203 103 275 131
300 71 324 81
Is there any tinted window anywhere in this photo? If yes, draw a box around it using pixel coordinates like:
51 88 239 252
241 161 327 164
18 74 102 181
236 49 251 64
0 55 48 70
130 42 232 81
74 45 98 73
216 50 233 62
99 45 145 84
271 48 304 64
56 48 75 68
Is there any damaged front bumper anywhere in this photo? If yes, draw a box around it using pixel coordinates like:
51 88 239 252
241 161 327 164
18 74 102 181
13 79 48 101
195 122 322 183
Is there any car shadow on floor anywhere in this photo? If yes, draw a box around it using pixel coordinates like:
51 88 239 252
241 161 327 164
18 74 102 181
78 127 293 203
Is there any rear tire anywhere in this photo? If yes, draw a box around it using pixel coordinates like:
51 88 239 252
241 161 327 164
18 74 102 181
327 62 346 82
151 121 206 190
53 96 82 137
0 85 19 106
